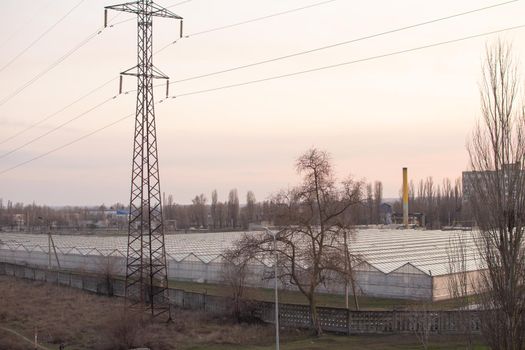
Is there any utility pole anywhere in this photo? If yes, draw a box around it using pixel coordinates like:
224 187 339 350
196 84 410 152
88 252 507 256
104 0 183 319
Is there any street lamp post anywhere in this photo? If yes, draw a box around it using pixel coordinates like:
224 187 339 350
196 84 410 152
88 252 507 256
264 227 280 350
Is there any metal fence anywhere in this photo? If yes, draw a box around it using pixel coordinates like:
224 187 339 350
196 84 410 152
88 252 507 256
0 262 480 335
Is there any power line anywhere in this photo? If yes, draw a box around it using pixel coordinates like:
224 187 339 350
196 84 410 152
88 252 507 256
0 8 127 109
159 0 521 85
0 0 519 154
0 0 189 124
0 113 134 176
189 0 338 37
0 11 128 143
0 1 188 151
0 28 107 108
0 95 118 160
170 24 525 98
0 1 53 51
0 0 85 75
166 0 194 9
109 0 193 27
0 77 118 146
2 23 523 176
153 0 340 55
1 0 334 142
2 0 516 116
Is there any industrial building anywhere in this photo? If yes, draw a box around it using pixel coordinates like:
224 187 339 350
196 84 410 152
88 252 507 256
462 162 523 202
0 229 481 301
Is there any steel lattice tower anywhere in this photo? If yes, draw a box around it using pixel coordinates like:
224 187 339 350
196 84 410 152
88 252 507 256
104 0 182 319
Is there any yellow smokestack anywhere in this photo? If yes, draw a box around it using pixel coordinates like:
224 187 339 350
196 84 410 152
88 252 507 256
403 167 409 228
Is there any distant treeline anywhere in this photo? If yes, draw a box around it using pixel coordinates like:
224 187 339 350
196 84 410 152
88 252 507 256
0 176 471 231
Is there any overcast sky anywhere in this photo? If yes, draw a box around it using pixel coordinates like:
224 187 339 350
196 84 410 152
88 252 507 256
0 0 525 206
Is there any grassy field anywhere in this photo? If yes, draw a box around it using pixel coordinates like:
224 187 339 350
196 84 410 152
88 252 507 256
0 275 486 350
188 335 489 350
169 279 460 311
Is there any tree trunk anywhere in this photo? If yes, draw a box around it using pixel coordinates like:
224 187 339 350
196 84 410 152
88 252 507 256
351 279 360 311
308 295 322 336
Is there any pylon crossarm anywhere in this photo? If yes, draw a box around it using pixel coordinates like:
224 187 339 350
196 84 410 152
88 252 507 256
106 1 182 20
105 2 141 15
119 65 169 79
152 66 169 79
150 3 182 19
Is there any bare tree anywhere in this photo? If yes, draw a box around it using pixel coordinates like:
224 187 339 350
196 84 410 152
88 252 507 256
221 248 253 322
234 148 362 335
191 194 207 228
95 255 123 297
329 231 362 311
211 190 218 229
365 183 373 225
446 232 474 349
467 40 525 350
408 304 438 350
228 189 240 228
373 181 383 225
217 201 227 229
246 191 256 224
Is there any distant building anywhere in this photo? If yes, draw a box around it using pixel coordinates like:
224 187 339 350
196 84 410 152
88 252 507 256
462 162 523 202
379 203 393 225
392 212 425 227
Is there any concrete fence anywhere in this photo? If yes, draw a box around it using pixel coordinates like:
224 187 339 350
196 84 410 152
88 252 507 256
0 262 480 335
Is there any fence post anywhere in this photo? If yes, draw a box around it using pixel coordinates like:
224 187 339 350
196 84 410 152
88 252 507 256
347 308 351 335
1 262 484 336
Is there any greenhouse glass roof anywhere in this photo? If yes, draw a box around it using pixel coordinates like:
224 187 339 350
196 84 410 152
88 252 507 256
0 229 482 277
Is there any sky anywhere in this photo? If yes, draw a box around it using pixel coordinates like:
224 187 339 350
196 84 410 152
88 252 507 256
0 0 525 206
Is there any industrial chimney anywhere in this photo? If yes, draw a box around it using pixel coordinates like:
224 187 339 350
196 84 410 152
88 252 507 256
402 167 409 228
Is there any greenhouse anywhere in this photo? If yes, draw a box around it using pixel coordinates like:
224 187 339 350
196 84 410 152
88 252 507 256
0 229 482 301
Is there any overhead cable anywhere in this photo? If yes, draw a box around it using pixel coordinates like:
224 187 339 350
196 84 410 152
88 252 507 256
0 1 53 50
0 0 190 130
0 77 118 146
166 0 194 9
1 0 337 142
0 0 85 74
153 0 340 55
110 0 194 27
0 112 134 176
0 95 119 160
159 0 521 85
189 0 338 37
170 24 525 98
0 28 108 108
1 23 523 175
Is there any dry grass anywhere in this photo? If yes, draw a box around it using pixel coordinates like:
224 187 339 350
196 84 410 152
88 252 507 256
0 329 36 350
0 275 486 350
0 275 291 350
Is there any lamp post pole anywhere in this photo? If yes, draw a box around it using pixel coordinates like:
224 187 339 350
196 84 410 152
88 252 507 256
264 227 279 350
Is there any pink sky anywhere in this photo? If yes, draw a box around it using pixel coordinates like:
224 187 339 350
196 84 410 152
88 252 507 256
1 0 525 205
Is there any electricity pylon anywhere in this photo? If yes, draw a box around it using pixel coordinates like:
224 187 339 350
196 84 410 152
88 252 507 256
104 0 182 319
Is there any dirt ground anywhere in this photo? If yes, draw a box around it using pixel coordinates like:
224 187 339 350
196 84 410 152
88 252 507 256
0 275 289 350
0 276 487 350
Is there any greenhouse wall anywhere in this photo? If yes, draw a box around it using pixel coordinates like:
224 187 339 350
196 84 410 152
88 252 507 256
0 247 434 300
432 270 482 301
